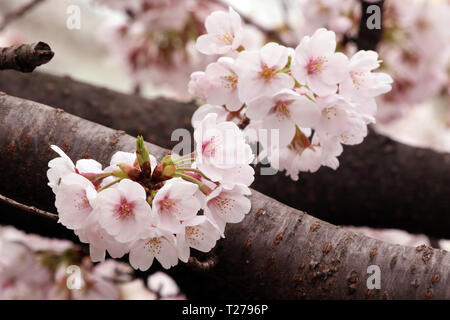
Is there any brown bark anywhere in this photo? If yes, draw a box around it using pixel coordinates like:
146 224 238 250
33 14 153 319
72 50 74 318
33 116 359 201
0 94 449 299
0 42 54 72
1 70 449 238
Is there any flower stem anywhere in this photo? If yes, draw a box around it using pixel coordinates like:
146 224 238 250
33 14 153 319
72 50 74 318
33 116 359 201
97 178 121 192
175 168 214 182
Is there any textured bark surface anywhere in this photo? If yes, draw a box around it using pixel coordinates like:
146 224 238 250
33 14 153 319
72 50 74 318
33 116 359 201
1 70 450 238
0 94 449 299
0 42 54 72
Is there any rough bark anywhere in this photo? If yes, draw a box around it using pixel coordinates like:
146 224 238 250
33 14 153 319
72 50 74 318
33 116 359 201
0 42 53 72
1 70 450 238
0 94 449 299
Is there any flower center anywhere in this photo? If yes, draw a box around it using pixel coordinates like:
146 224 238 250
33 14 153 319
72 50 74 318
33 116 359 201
217 33 233 45
186 226 204 246
144 237 162 255
202 137 217 157
322 106 337 120
271 100 292 119
259 65 276 81
115 198 135 219
221 74 238 89
158 196 178 213
74 192 90 211
213 196 235 214
306 56 327 75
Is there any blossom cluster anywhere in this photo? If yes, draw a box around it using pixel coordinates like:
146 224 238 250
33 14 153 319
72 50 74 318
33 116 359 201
0 225 183 299
284 0 450 122
95 0 264 100
188 7 393 181
47 118 254 270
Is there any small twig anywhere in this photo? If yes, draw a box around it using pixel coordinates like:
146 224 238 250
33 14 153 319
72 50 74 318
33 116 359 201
205 0 287 46
0 0 46 32
0 42 54 72
0 193 58 220
187 254 218 272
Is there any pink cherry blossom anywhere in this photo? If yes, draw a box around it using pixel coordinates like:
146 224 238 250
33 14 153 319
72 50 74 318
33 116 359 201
246 89 320 146
204 57 242 111
47 145 103 192
95 179 157 243
193 113 254 188
204 184 251 234
196 6 243 55
176 216 221 263
129 229 179 270
55 173 97 230
191 104 230 128
291 28 349 96
339 50 393 102
235 42 295 102
152 178 201 233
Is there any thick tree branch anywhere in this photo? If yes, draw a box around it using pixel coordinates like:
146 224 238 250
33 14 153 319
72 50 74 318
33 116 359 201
1 70 449 238
0 94 449 299
0 42 54 72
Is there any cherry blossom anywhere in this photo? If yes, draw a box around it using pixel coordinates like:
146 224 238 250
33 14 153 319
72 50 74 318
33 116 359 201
291 28 349 96
55 173 97 230
204 184 251 234
193 113 254 188
152 178 201 233
49 126 253 271
176 216 221 263
129 229 179 270
203 57 242 111
196 6 243 55
191 104 230 128
95 179 157 243
246 89 320 146
235 42 294 102
339 50 393 102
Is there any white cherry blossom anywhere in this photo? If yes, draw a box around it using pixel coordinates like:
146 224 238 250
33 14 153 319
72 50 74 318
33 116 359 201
291 28 348 96
235 42 295 102
176 216 221 263
196 6 243 55
55 173 97 230
152 178 201 233
246 89 320 146
204 184 251 234
204 57 242 111
95 179 157 243
129 229 179 270
339 50 393 102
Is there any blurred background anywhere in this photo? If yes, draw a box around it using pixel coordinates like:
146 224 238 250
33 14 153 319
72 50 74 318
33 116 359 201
0 0 449 299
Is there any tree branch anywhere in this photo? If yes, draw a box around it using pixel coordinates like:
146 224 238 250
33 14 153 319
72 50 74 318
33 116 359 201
0 42 54 72
0 94 449 299
0 193 57 220
1 70 449 238
0 0 46 32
